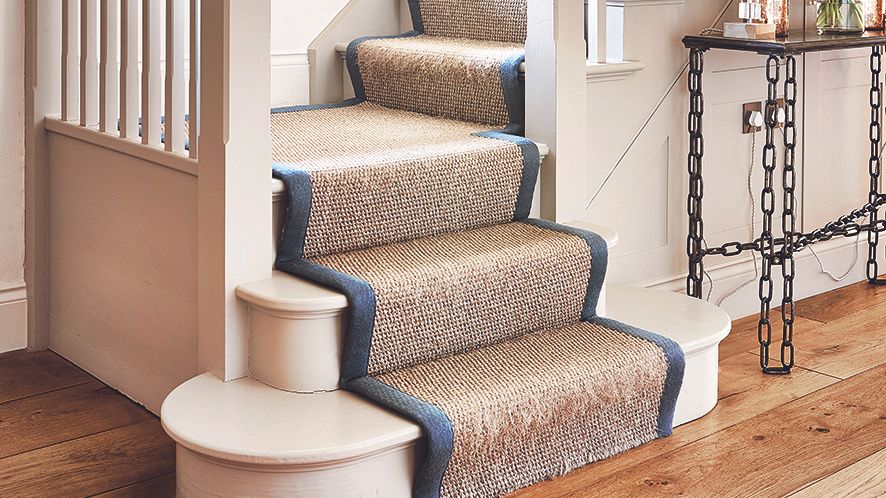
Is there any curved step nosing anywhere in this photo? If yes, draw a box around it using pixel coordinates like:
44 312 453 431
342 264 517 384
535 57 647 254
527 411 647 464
161 375 423 468
235 285 349 316
165 420 421 469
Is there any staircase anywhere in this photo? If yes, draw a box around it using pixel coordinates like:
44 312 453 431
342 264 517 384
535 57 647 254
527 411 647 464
161 1 730 496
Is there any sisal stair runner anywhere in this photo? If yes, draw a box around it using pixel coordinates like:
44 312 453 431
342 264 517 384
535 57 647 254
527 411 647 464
272 0 685 496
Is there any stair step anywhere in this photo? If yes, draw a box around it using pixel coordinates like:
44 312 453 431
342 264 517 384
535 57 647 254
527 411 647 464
161 374 422 497
334 41 527 73
606 285 730 426
269 141 549 203
245 222 618 392
162 284 729 496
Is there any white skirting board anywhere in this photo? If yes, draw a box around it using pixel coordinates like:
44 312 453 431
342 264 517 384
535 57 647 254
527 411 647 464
0 285 28 354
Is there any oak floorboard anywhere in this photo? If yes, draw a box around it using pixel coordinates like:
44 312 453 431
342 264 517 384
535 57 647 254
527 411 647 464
0 420 175 497
720 311 822 361
787 448 886 498
0 380 154 459
795 277 886 323
746 304 886 379
0 350 94 404
93 473 176 498
554 364 886 498
0 348 32 361
509 354 837 498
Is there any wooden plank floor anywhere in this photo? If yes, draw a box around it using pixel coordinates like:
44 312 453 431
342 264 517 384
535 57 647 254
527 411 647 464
514 278 886 498
0 279 883 497
0 351 175 497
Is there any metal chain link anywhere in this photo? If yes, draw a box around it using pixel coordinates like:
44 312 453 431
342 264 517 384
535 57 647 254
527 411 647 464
757 55 780 372
775 54 799 373
687 48 706 299
702 193 886 257
869 46 884 283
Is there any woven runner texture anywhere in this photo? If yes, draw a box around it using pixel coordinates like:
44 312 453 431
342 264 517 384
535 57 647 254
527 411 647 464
375 321 670 497
270 1 686 497
354 35 524 126
414 0 528 44
272 102 531 259
314 222 592 375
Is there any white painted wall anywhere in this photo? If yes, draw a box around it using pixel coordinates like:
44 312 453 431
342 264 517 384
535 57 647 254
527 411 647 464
270 0 348 106
0 0 27 354
574 0 878 319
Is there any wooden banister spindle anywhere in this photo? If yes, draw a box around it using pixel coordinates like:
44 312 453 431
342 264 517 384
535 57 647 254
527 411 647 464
99 0 119 132
62 0 80 121
80 0 99 126
142 0 162 146
120 0 139 139
189 0 200 158
588 0 606 63
166 0 186 152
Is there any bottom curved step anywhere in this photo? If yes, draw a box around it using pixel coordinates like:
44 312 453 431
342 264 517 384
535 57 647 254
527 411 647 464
161 285 730 498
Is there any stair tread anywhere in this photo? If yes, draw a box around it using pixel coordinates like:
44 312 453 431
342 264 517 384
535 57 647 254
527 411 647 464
607 285 731 353
334 40 528 73
245 222 613 315
161 373 422 466
236 270 348 314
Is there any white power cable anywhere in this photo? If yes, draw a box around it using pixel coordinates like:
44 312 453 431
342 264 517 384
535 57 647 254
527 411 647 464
716 131 761 306
717 113 878 304
809 235 861 281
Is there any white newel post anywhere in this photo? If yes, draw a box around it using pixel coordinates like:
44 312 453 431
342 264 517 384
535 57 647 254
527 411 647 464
25 1 62 350
198 0 273 380
525 0 588 222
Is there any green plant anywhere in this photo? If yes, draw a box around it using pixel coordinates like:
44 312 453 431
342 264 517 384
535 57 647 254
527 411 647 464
817 0 865 31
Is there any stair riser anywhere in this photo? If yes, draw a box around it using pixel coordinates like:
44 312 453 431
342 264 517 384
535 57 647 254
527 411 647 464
175 444 418 498
272 186 284 264
249 307 346 392
672 345 718 427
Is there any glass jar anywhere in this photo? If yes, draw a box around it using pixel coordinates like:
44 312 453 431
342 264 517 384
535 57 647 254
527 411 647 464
817 0 865 33
762 0 790 37
863 0 884 30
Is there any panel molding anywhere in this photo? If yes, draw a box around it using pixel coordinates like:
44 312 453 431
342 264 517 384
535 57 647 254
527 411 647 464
0 282 27 305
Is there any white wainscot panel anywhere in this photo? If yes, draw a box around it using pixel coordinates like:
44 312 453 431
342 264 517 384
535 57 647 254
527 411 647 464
47 133 199 413
804 51 876 230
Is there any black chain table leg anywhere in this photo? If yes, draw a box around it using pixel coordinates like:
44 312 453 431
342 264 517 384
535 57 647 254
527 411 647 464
868 46 886 285
758 55 783 374
774 55 798 374
687 48 706 299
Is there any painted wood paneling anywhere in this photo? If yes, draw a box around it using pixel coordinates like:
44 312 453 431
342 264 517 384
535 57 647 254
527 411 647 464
46 133 198 413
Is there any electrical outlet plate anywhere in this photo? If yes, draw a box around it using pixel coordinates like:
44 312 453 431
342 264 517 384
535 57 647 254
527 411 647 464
775 98 785 129
743 101 762 134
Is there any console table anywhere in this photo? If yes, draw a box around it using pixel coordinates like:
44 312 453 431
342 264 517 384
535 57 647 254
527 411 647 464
681 31 886 374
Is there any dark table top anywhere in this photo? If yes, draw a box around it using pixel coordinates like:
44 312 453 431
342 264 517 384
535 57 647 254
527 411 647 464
683 29 886 55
